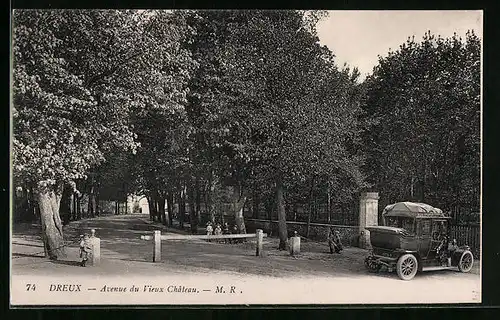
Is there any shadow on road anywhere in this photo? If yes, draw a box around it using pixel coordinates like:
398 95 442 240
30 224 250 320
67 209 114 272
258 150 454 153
12 214 481 280
12 252 45 259
12 242 44 248
50 260 82 267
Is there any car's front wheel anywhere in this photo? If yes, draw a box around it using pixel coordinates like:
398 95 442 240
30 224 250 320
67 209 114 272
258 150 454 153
458 250 474 273
396 254 418 280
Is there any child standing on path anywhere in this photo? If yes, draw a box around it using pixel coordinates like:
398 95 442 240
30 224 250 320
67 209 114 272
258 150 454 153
214 223 222 243
79 234 91 267
206 222 214 242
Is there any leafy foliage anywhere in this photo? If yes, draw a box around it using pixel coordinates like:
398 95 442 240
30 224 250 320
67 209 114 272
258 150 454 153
12 10 480 250
13 10 143 189
361 31 481 210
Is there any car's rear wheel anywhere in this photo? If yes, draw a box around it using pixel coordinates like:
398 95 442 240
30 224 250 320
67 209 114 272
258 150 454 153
396 254 418 280
458 250 474 273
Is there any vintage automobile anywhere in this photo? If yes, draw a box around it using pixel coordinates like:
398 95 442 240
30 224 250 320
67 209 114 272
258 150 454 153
364 202 474 280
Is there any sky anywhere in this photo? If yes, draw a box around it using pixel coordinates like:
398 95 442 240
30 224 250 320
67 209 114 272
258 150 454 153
316 11 483 80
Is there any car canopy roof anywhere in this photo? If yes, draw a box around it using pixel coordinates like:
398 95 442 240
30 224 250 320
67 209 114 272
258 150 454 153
382 202 448 219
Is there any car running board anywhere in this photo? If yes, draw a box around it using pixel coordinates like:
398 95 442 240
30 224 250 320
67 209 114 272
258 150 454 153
422 266 457 272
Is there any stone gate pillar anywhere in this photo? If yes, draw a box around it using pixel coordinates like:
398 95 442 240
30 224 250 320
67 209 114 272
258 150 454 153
359 192 379 249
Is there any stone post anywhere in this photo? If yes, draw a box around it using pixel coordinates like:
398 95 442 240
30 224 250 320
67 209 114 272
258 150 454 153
289 231 301 256
153 230 162 262
89 229 101 266
359 192 379 249
255 229 263 256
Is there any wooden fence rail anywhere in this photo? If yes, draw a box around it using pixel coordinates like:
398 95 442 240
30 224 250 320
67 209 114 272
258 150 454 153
450 224 480 258
140 229 267 262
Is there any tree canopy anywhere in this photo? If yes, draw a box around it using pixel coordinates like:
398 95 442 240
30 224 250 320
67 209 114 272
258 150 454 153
361 31 481 211
11 10 481 257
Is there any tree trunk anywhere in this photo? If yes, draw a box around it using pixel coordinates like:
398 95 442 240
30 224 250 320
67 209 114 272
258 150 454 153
156 199 159 221
71 192 77 221
252 186 259 219
276 175 288 250
167 192 174 227
87 190 94 218
59 187 71 225
195 178 201 224
327 181 331 223
76 195 82 220
147 196 156 221
306 177 315 238
233 184 247 234
188 184 198 234
178 187 186 229
306 208 312 238
264 196 273 236
207 172 216 223
95 190 100 217
154 195 162 223
422 157 427 202
204 184 211 222
36 183 65 259
158 197 167 226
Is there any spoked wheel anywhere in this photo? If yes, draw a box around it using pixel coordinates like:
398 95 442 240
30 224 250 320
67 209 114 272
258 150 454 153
458 250 474 273
396 254 418 280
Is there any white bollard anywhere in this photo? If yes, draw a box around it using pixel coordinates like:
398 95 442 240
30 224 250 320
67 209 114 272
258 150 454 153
153 230 162 262
290 231 301 256
256 229 264 256
89 229 101 266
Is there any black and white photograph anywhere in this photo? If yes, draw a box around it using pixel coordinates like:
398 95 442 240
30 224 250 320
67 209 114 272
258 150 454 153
10 9 482 305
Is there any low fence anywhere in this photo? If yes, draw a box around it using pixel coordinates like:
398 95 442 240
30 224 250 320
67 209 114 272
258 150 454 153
244 219 480 256
140 230 267 262
244 219 360 247
450 224 480 258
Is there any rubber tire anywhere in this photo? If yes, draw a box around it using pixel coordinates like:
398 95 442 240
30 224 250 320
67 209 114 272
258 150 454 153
396 254 418 281
458 250 474 273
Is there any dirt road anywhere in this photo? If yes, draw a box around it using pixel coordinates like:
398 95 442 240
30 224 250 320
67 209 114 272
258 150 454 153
11 214 481 305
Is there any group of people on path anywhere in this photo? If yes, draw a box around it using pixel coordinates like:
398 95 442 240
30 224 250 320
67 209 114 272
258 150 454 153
205 221 243 243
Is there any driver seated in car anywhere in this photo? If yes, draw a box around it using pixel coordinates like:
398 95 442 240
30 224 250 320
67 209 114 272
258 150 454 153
448 238 459 252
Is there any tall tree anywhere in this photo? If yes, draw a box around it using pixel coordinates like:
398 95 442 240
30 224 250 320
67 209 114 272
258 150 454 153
362 31 481 211
12 10 187 258
126 10 195 227
185 10 366 248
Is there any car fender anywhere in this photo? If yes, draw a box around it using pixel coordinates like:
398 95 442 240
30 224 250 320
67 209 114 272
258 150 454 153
393 249 422 270
451 248 471 266
395 249 422 271
394 248 418 255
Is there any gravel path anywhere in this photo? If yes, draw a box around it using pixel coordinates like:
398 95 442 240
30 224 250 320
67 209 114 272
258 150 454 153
11 214 481 305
